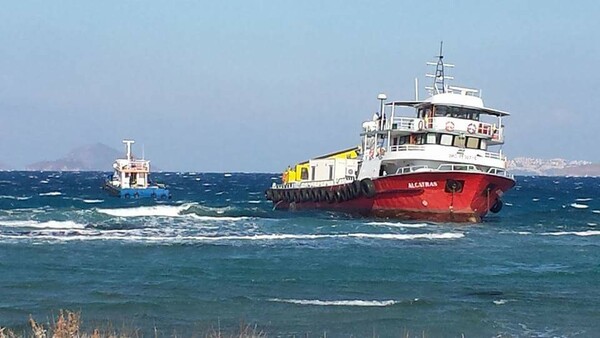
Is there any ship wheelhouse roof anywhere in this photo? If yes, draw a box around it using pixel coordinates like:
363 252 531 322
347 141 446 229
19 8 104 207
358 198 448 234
386 99 509 117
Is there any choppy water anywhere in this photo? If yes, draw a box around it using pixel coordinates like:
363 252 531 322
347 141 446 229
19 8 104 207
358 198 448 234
0 172 599 337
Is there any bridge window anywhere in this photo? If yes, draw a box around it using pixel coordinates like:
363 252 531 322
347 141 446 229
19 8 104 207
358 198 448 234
453 136 466 147
434 105 481 121
466 137 480 149
479 139 487 151
440 134 453 146
426 133 437 144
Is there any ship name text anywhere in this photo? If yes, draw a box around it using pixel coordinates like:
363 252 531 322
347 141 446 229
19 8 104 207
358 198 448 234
408 181 439 189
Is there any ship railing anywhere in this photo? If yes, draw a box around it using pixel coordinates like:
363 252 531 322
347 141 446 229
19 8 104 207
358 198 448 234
121 160 149 171
483 151 505 160
395 165 431 174
436 163 481 172
390 117 422 132
273 177 354 190
425 117 500 138
389 144 427 152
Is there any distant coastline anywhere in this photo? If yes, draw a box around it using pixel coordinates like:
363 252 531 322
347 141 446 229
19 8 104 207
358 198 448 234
0 145 599 176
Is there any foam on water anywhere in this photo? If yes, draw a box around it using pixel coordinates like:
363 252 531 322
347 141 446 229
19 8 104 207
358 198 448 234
268 298 399 307
39 191 62 196
541 230 600 237
575 198 592 202
0 220 86 229
96 204 194 217
187 214 250 221
570 203 589 209
366 221 428 228
0 230 464 244
83 199 104 204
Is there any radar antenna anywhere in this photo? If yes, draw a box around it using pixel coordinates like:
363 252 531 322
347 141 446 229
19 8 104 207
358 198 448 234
425 41 454 95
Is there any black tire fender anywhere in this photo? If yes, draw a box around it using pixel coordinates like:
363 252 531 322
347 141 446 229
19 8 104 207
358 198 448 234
360 178 376 198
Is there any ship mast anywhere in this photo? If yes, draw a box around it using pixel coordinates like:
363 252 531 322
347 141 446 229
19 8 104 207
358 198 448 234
425 41 454 95
123 140 135 161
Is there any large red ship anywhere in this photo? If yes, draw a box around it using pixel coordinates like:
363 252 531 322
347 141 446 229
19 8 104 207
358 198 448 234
265 46 515 222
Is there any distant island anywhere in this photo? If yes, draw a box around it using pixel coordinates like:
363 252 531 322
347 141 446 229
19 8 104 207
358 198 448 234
25 143 121 171
508 157 600 176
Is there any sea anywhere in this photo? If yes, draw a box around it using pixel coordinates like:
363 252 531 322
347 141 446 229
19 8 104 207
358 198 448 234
0 171 598 337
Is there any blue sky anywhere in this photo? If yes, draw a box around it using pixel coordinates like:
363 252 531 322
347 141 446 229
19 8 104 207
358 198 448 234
1 1 598 171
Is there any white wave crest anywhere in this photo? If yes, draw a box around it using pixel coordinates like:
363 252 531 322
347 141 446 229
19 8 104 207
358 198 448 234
96 204 193 217
186 233 463 241
39 192 62 196
0 220 86 229
268 298 398 307
366 221 427 228
187 214 250 221
0 231 464 244
570 203 589 209
575 198 593 202
541 231 600 237
82 199 104 204
348 232 463 240
593 210 600 214
493 299 508 305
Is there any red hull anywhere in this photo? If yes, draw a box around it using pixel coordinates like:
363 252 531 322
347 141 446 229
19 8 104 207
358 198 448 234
269 172 515 223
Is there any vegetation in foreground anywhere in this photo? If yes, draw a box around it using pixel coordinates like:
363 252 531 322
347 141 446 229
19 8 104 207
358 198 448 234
0 310 266 338
0 310 442 338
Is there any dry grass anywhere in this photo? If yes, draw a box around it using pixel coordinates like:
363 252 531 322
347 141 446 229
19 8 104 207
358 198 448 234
1 311 266 338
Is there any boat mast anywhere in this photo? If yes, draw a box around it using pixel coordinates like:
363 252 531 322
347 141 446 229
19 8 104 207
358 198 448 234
426 41 454 95
123 140 135 161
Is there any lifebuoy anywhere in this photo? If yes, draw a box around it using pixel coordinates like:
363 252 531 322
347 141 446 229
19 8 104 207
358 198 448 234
467 123 476 134
445 121 455 132
418 120 424 130
360 178 376 198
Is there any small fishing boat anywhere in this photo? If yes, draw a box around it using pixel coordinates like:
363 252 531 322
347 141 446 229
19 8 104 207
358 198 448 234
103 140 170 199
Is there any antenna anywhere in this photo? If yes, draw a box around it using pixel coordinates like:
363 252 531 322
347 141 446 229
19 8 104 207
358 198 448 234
426 41 454 95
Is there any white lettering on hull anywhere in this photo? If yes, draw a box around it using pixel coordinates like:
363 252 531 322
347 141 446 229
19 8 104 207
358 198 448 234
407 181 439 189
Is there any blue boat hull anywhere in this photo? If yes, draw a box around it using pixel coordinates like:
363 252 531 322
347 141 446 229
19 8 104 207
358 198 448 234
103 180 171 199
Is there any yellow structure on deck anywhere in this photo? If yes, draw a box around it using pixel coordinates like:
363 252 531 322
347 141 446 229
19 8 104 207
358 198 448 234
282 147 359 184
